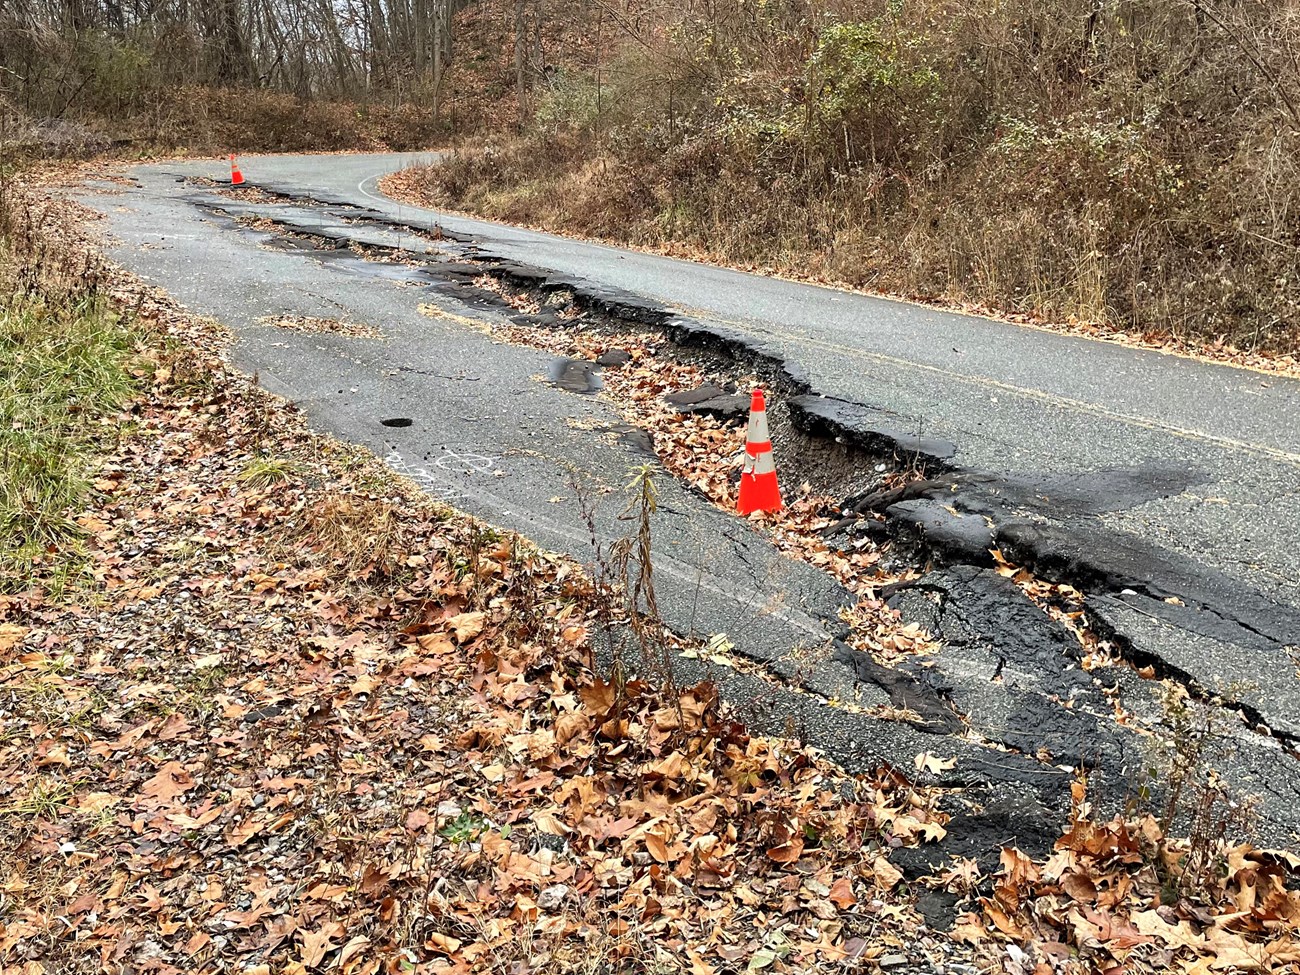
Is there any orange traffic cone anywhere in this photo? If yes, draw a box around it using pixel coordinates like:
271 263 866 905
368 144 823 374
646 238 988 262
737 388 783 515
229 154 244 187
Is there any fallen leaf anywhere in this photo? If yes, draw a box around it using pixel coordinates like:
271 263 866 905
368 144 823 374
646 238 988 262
297 924 342 968
0 624 28 653
225 817 265 849
417 633 454 655
427 932 462 956
766 837 804 864
36 743 70 767
646 832 670 864
337 935 370 967
828 876 857 908
914 752 957 775
873 857 903 890
446 611 487 642
140 761 194 804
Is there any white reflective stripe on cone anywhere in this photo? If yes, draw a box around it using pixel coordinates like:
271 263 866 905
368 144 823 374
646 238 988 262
752 451 777 476
746 409 771 444
742 452 756 476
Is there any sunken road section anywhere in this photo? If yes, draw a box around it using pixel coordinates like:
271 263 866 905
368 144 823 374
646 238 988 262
84 169 1300 878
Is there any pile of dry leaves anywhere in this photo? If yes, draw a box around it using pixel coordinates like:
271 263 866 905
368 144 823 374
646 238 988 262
949 780 1300 974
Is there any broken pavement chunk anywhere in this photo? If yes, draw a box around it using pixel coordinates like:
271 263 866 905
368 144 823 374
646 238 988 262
663 383 750 421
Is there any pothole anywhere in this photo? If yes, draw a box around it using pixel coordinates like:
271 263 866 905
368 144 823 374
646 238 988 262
380 417 413 428
215 198 939 667
198 188 1266 770
155 175 1300 847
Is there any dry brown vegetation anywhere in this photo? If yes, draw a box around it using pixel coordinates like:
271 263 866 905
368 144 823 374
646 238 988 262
0 0 536 155
7 0 1294 354
411 0 1300 355
1 86 446 157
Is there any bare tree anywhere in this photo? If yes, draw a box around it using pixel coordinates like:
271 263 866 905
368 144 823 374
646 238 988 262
0 0 471 116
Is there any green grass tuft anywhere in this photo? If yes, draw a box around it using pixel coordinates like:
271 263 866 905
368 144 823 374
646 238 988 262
239 454 302 489
0 289 139 586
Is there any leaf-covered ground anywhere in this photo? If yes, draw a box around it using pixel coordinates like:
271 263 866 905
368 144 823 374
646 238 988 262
0 212 956 974
2 177 1300 975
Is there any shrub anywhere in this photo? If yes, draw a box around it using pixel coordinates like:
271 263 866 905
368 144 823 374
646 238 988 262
411 0 1300 353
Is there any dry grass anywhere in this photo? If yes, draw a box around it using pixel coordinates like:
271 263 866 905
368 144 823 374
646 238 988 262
305 491 405 579
407 0 1300 357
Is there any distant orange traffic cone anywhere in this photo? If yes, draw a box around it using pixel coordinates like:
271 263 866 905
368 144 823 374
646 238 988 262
737 388 783 515
229 154 244 187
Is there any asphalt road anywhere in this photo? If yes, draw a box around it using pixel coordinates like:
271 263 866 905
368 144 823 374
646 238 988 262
240 153 1300 603
79 152 1300 848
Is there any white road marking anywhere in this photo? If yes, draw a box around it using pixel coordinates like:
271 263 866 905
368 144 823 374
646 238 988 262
353 164 1300 468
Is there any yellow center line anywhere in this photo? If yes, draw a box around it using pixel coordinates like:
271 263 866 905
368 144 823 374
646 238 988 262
682 310 1300 469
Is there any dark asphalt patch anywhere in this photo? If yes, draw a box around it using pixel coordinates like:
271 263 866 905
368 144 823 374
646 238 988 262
889 566 1132 770
845 464 1300 748
789 393 960 468
596 349 632 367
547 358 603 394
664 384 751 422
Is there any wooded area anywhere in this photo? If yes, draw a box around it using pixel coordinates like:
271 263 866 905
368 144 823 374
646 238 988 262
419 0 1300 351
2 0 467 109
3 0 1297 347
1 0 519 148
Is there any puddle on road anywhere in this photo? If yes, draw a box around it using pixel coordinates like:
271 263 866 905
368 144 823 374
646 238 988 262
547 358 603 394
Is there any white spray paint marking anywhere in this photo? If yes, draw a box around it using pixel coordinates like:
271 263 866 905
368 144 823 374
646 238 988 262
380 448 829 644
384 447 499 503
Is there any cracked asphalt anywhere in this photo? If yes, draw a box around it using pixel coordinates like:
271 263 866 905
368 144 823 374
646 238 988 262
77 152 1300 851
